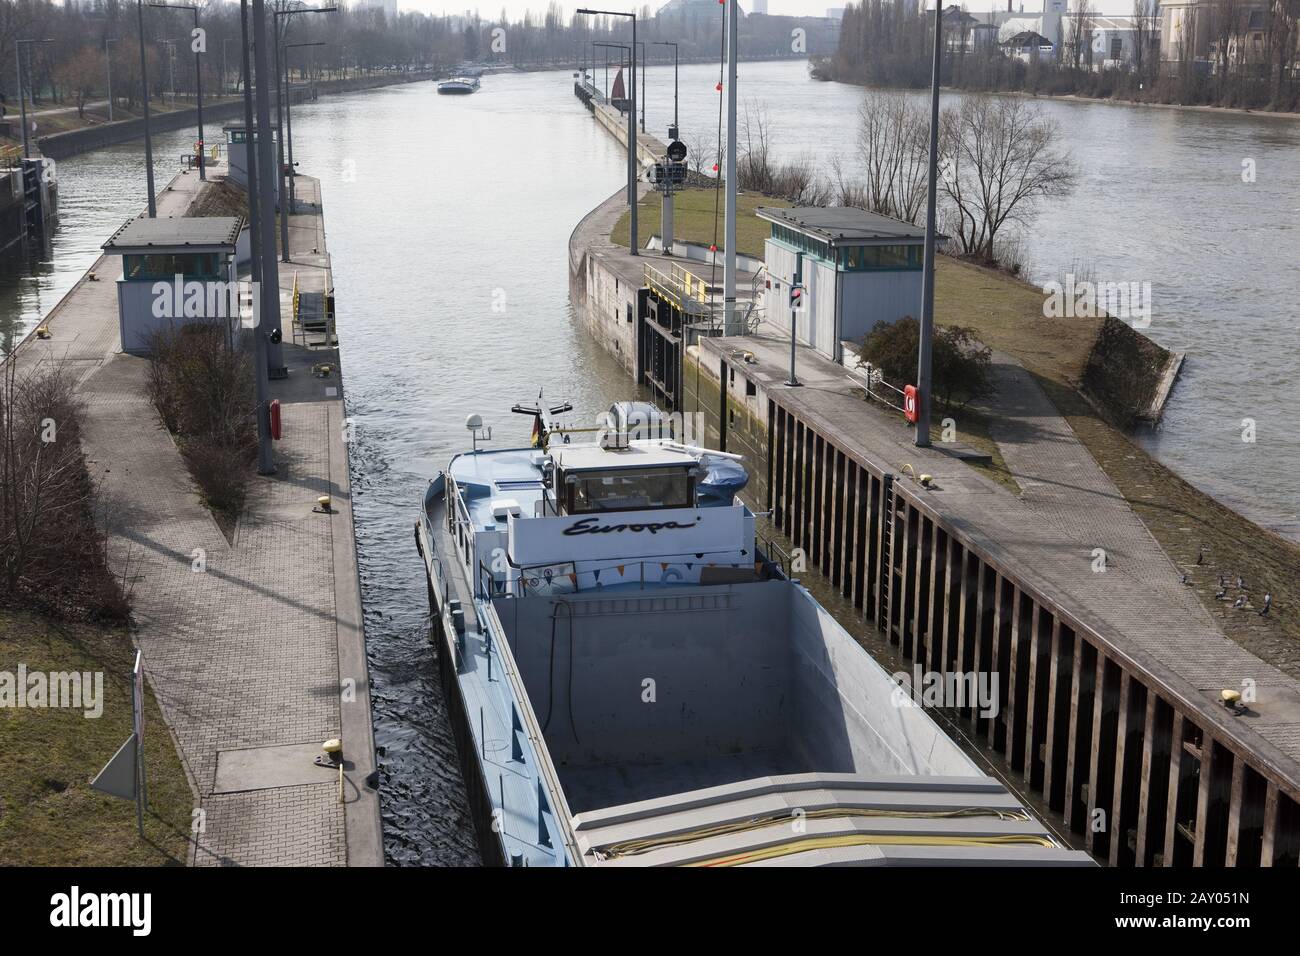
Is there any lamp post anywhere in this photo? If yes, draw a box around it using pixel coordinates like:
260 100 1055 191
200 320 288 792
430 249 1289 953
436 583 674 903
284 41 325 215
633 40 645 133
223 37 239 94
915 3 943 448
723 0 738 334
653 40 677 132
103 37 118 122
135 1 156 216
273 5 337 264
150 3 205 180
577 7 637 256
15 38 54 160
241 0 274 470
252 0 287 378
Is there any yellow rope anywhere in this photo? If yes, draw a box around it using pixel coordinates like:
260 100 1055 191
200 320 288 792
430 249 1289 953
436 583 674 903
597 806 1031 859
685 832 1057 867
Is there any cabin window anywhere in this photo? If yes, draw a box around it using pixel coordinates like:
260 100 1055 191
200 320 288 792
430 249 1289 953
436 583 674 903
565 467 694 513
123 252 224 281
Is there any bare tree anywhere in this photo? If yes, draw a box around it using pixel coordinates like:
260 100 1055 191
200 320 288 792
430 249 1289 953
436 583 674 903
1067 0 1096 73
1213 0 1243 98
0 361 97 606
855 90 930 223
1268 0 1299 104
937 94 1076 262
738 103 777 194
1132 0 1157 90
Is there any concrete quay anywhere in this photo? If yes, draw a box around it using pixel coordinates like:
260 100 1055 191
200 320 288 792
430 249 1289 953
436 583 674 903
9 163 382 866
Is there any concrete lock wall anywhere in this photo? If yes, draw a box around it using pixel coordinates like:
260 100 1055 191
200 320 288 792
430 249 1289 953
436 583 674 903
572 253 639 378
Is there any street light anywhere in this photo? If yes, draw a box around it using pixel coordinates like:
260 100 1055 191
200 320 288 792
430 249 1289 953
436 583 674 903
915 3 944 448
241 0 274 470
273 5 337 264
577 7 637 257
653 40 678 132
15 38 54 160
284 41 325 214
150 3 207 180
222 37 239 95
103 37 119 122
134 0 157 216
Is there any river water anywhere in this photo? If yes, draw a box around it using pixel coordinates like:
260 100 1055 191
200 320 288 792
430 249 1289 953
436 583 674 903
1 60 1294 863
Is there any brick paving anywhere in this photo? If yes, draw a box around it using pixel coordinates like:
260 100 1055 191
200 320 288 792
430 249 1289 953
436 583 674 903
704 330 1300 785
12 165 380 866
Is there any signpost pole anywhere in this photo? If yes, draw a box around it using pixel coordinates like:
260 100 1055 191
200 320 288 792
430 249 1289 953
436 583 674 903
132 651 146 837
786 252 802 387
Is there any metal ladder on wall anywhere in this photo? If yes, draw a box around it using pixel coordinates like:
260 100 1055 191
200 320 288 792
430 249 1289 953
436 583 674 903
877 473 895 637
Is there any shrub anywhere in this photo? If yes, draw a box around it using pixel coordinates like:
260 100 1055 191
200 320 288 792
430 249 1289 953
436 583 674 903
0 361 128 621
146 322 256 530
858 316 995 410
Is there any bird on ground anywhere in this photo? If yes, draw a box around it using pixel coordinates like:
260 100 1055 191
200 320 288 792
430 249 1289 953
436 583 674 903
1238 576 1249 590
1233 595 1247 609
1214 588 1228 601
1180 573 1190 586
1260 593 1272 616
1196 548 1205 565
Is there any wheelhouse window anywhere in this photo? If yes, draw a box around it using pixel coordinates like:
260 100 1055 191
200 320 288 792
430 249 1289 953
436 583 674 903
562 466 694 514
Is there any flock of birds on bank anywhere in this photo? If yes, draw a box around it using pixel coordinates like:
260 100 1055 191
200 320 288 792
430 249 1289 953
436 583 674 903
1178 547 1273 617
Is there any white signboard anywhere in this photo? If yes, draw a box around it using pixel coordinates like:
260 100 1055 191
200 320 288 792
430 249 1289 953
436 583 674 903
508 507 746 567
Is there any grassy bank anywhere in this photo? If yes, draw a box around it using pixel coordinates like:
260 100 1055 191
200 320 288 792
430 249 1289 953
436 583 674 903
2 96 244 146
611 186 786 258
932 256 1300 674
610 190 1300 675
0 611 193 865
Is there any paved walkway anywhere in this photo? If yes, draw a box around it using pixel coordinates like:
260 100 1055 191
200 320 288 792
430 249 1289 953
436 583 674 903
12 164 381 866
706 330 1300 786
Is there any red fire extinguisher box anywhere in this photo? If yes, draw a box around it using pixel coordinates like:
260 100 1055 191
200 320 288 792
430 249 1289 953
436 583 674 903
903 385 919 423
269 399 282 440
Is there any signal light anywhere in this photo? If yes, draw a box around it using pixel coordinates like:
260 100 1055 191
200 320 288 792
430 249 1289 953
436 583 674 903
789 283 805 311
715 82 722 92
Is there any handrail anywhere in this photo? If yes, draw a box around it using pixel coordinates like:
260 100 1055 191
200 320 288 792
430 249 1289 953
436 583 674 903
854 360 907 413
644 261 712 316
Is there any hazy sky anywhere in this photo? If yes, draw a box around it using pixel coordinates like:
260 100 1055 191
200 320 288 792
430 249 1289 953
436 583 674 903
390 1 1054 19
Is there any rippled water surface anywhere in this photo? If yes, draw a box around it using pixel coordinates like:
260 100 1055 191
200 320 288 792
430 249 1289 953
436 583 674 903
2 62 1295 862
